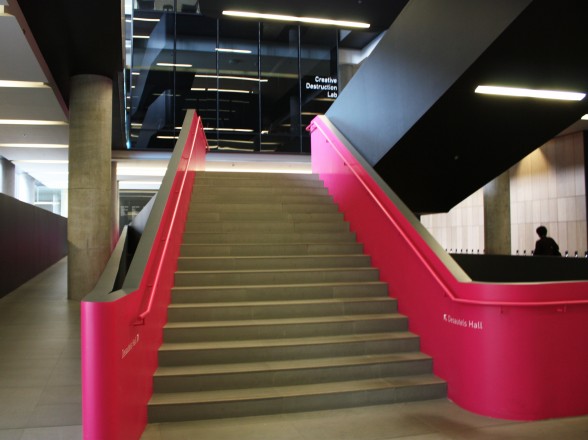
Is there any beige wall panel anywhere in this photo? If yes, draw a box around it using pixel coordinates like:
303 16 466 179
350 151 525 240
422 132 586 255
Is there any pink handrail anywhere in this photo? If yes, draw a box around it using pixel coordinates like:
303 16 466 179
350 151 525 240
135 114 206 324
310 118 588 309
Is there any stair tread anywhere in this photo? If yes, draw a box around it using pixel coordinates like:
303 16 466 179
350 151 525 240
155 352 430 377
168 297 395 309
172 281 387 291
160 331 417 351
165 313 403 329
149 375 444 405
175 267 376 275
177 254 367 261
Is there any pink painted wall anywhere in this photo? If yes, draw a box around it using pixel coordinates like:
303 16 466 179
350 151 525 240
81 111 207 439
310 116 588 420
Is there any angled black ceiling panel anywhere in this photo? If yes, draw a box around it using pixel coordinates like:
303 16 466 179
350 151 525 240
375 0 588 214
327 0 588 214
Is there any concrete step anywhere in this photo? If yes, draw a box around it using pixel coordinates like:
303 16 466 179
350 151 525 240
192 194 335 205
166 297 397 322
185 211 345 223
174 267 379 287
163 314 407 343
176 254 371 271
194 171 321 184
188 202 340 214
181 231 356 244
192 185 330 197
151 170 446 424
183 220 350 234
148 375 447 422
158 332 420 366
170 281 389 304
153 352 433 393
179 242 365 257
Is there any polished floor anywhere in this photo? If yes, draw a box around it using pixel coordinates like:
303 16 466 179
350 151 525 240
1 259 588 439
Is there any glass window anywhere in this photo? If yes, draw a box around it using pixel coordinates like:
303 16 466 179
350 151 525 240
128 8 338 155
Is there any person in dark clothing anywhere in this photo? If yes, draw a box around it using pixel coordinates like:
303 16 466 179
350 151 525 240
533 226 561 256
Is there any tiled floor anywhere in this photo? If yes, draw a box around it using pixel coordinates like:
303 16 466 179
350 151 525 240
2 259 588 440
0 258 81 440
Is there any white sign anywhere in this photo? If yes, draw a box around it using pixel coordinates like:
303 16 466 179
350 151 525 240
305 76 338 98
443 313 484 330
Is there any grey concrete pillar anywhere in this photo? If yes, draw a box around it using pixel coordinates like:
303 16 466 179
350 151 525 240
68 74 113 300
1 156 16 197
483 170 511 255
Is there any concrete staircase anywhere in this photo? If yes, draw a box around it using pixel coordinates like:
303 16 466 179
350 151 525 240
148 171 446 423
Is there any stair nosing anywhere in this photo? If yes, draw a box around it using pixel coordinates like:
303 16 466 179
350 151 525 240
167 297 395 309
149 375 445 405
154 352 431 377
164 313 402 329
159 331 417 351
170 280 388 292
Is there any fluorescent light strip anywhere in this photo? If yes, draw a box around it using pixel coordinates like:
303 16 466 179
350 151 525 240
157 135 179 139
133 17 161 22
0 143 67 149
118 168 166 176
0 80 49 88
223 10 370 29
203 128 254 133
194 74 268 83
216 48 252 54
133 35 150 39
0 119 68 126
157 62 193 68
13 160 68 164
475 85 586 101
191 87 252 94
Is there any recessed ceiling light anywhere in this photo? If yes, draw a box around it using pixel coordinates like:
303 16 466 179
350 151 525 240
0 80 49 88
0 143 68 148
13 160 68 164
475 85 586 101
203 128 254 133
118 167 166 176
191 88 252 94
156 63 193 68
0 119 68 125
582 114 588 120
215 48 252 54
222 10 370 29
133 17 161 22
194 74 268 83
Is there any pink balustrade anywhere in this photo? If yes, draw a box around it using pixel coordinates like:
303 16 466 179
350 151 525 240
81 110 207 440
310 115 588 421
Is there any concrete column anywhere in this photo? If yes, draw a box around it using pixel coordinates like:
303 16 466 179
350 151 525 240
483 170 511 255
68 74 113 300
1 156 16 197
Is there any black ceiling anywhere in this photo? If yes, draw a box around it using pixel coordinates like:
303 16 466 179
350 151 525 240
15 0 407 105
15 0 123 105
373 0 588 213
